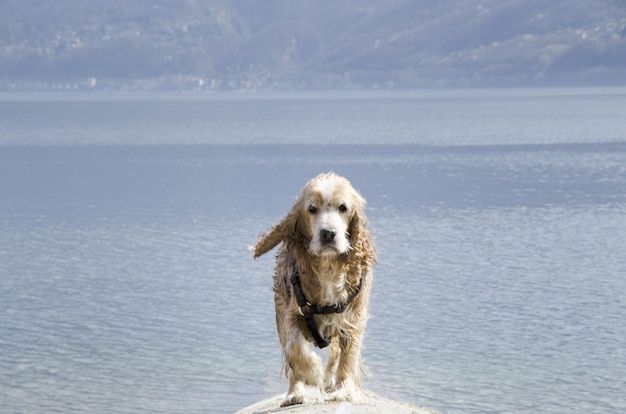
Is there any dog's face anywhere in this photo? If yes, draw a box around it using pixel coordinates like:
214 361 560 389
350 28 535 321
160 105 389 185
252 172 370 262
300 173 361 256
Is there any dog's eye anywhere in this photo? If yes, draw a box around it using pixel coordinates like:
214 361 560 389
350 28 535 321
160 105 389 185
308 205 318 214
338 204 347 213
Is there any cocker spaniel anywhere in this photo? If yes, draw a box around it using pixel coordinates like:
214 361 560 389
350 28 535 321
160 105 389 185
254 172 376 407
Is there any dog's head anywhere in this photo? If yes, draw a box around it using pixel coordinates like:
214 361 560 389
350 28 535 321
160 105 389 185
254 172 369 259
299 172 362 256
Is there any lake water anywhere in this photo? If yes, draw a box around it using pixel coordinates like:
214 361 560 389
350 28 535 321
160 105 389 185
1 89 625 413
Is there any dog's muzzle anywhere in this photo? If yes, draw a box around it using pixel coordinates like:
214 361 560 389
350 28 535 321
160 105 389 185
320 228 336 246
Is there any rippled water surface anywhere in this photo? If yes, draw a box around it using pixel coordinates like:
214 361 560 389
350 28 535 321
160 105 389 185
1 90 626 413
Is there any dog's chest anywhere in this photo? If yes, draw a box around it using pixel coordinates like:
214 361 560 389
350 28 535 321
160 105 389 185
317 272 348 306
317 277 355 339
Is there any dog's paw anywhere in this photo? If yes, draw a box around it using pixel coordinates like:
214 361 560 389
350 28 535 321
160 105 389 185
325 379 361 403
325 390 350 403
281 393 305 407
324 376 336 394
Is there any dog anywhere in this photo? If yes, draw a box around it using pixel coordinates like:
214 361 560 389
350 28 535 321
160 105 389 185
254 172 376 407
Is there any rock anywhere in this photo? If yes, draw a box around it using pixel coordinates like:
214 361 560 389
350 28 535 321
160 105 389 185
235 388 439 414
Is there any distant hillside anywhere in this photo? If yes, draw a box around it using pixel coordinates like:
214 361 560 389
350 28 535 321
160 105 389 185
1 0 625 91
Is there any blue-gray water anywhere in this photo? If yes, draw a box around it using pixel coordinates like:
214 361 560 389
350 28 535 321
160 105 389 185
1 90 625 413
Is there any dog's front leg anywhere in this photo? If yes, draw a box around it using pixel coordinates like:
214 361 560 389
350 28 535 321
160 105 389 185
326 332 364 403
323 338 340 393
282 327 323 406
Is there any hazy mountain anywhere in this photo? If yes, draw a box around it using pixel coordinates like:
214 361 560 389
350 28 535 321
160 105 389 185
1 0 625 91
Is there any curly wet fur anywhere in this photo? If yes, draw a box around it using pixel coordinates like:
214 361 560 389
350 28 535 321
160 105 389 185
254 172 376 407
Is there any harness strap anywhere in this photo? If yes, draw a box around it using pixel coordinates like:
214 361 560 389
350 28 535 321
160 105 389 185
290 266 363 349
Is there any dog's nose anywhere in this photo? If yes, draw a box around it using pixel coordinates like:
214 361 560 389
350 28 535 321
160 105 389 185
320 229 336 243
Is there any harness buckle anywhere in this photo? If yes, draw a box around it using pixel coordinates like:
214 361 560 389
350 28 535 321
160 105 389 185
298 302 313 316
334 303 347 313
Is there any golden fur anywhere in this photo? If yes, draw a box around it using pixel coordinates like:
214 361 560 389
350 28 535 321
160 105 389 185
254 172 376 407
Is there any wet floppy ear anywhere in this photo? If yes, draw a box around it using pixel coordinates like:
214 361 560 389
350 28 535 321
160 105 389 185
348 193 375 259
348 192 365 238
253 210 299 259
254 196 311 259
348 205 364 244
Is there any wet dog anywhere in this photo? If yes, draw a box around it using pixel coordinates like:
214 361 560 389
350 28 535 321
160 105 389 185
254 172 376 406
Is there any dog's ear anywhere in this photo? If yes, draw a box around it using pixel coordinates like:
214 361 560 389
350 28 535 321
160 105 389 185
254 211 295 259
348 195 376 263
254 200 309 259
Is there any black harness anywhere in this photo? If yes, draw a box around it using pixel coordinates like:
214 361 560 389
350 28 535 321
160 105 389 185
289 266 363 349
